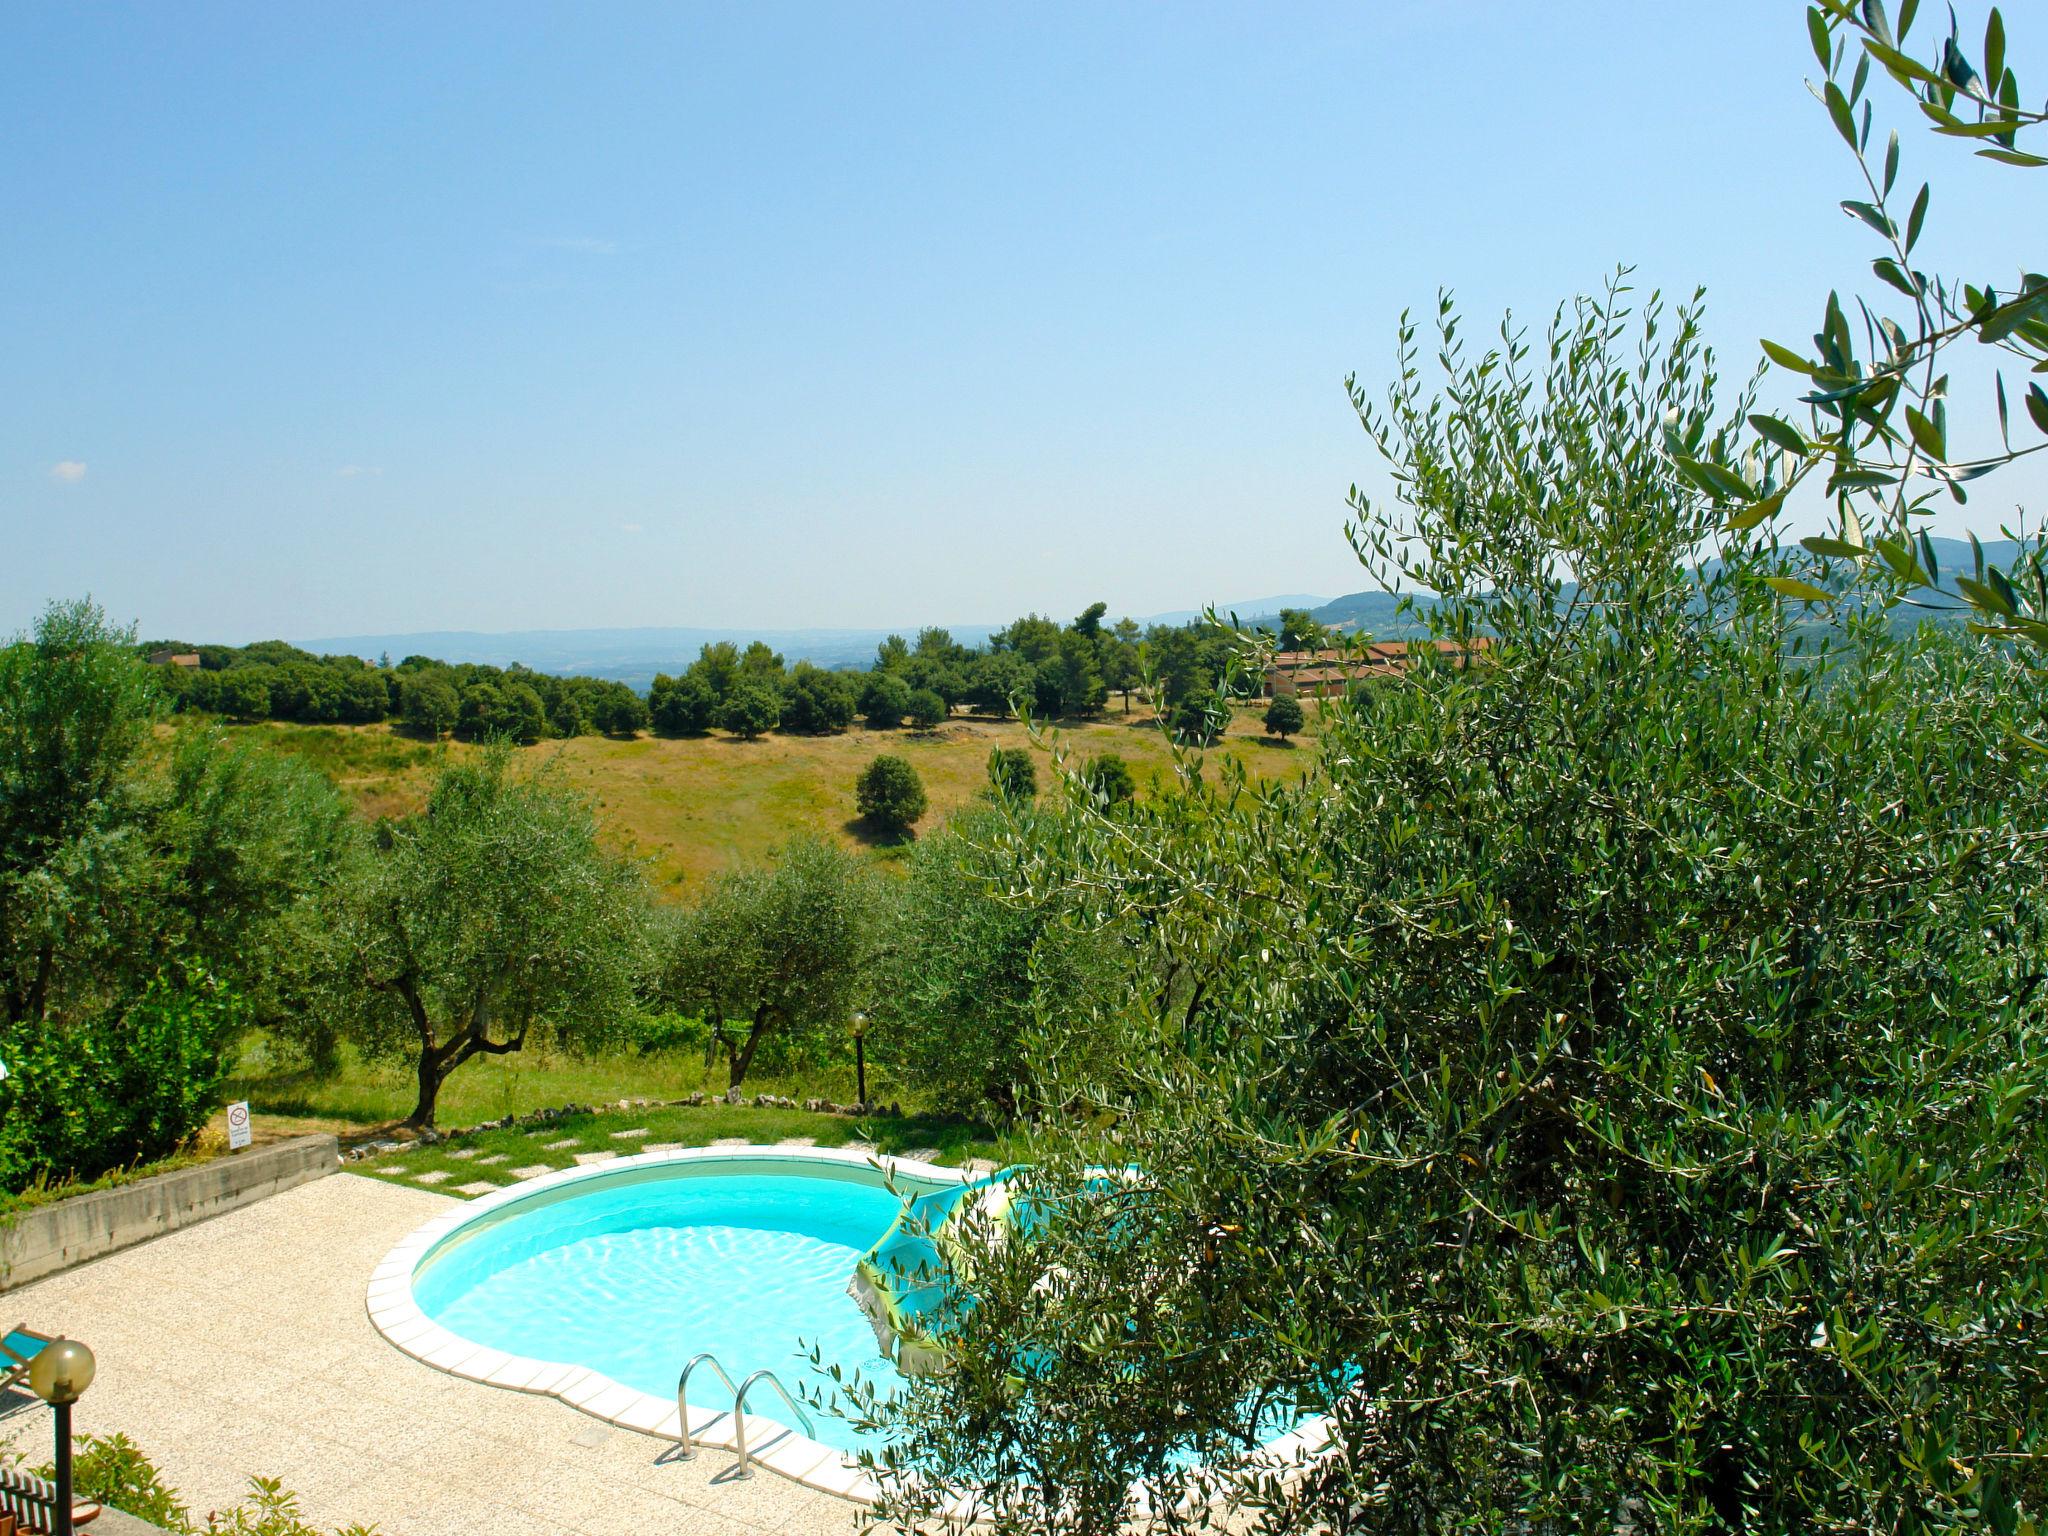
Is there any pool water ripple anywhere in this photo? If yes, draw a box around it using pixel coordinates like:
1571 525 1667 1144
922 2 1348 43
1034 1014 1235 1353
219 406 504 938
414 1169 911 1452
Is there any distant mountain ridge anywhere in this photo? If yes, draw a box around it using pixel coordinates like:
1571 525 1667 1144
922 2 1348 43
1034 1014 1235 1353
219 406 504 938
1308 536 2026 638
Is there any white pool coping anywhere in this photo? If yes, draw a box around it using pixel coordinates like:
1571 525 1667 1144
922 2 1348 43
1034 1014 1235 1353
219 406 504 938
367 1143 1337 1516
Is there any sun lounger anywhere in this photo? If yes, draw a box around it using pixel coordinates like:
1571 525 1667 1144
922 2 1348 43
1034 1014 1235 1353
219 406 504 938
0 1328 51 1396
0 1464 101 1532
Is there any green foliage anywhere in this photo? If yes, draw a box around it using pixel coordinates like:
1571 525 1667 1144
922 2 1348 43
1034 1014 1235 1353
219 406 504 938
860 671 914 729
60 1431 192 1531
311 749 653 1126
906 687 948 730
1035 632 1107 717
620 1008 715 1057
860 286 2048 1535
648 671 715 735
855 753 927 836
965 651 1037 717
54 1434 378 1536
457 680 546 744
1261 692 1304 739
591 681 648 737
1168 692 1222 745
986 746 1038 801
657 836 875 1090
1079 752 1134 806
213 669 274 723
780 661 857 734
1101 618 1144 712
204 1477 378 1536
870 803 1116 1117
0 602 354 1191
1275 607 1326 652
397 674 458 738
717 680 781 739
0 968 246 1190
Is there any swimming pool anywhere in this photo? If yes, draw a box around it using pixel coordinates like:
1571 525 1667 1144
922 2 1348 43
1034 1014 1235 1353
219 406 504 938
366 1146 1335 1506
367 1148 969 1499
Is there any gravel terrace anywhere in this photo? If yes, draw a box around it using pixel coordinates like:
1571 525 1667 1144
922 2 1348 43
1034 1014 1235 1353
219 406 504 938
0 1173 864 1536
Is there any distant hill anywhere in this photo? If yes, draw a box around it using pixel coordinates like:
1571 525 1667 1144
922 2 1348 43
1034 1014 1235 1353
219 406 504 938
1309 537 2027 638
1138 594 1332 627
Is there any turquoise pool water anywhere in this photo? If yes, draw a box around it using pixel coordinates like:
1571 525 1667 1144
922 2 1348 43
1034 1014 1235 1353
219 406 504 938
412 1164 922 1453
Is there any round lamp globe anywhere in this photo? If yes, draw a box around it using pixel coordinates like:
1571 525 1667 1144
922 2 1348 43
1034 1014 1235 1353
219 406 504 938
28 1338 95 1405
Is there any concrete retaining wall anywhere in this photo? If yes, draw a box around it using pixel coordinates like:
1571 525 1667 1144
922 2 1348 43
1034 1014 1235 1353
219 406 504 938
0 1135 338 1292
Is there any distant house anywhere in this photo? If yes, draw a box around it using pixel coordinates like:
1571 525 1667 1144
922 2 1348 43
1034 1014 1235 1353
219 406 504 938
146 649 201 668
1264 639 1488 698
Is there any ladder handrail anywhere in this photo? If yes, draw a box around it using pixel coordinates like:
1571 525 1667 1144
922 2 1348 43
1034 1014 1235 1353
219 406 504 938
676 1350 819 1478
675 1351 739 1461
736 1367 819 1472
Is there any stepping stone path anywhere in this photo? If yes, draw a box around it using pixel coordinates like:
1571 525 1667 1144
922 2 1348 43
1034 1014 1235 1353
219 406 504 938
509 1165 553 1180
774 1137 817 1148
572 1150 618 1166
476 1154 508 1165
707 1138 752 1149
415 1170 452 1185
844 1141 877 1155
961 1159 1001 1177
609 1128 650 1140
454 1181 501 1197
544 1139 581 1150
641 1143 684 1154
901 1148 942 1163
446 1148 477 1160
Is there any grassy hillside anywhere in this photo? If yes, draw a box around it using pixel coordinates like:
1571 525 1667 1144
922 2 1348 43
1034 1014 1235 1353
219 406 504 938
240 704 1312 896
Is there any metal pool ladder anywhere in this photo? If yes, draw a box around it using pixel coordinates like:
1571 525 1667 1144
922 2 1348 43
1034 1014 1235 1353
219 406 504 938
676 1351 817 1478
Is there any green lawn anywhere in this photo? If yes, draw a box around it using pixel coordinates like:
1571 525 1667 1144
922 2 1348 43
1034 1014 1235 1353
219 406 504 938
350 1101 1014 1197
225 1036 919 1139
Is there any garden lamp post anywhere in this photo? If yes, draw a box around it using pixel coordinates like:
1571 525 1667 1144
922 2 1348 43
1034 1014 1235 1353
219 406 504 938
852 1012 868 1110
28 1337 95 1536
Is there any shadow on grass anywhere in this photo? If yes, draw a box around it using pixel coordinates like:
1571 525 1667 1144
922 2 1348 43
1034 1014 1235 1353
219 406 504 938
842 816 916 849
221 1066 400 1127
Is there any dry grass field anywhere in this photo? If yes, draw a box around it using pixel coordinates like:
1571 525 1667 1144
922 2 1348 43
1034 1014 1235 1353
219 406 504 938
240 704 1312 896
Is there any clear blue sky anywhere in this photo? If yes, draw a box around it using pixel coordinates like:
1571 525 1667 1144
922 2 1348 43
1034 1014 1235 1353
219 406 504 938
4 1 2040 641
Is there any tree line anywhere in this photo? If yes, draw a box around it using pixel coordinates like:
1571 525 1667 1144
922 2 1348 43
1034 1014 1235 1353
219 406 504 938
141 602 1309 744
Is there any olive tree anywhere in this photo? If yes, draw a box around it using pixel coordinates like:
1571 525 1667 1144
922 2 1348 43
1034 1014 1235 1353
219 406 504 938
316 750 652 1127
869 803 1116 1118
850 285 2048 1536
657 836 873 1092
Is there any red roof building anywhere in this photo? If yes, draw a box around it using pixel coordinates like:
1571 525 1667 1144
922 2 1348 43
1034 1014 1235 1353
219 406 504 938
1264 639 1488 698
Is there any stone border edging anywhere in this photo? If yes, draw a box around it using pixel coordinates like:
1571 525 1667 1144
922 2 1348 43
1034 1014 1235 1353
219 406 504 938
1 1135 339 1293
